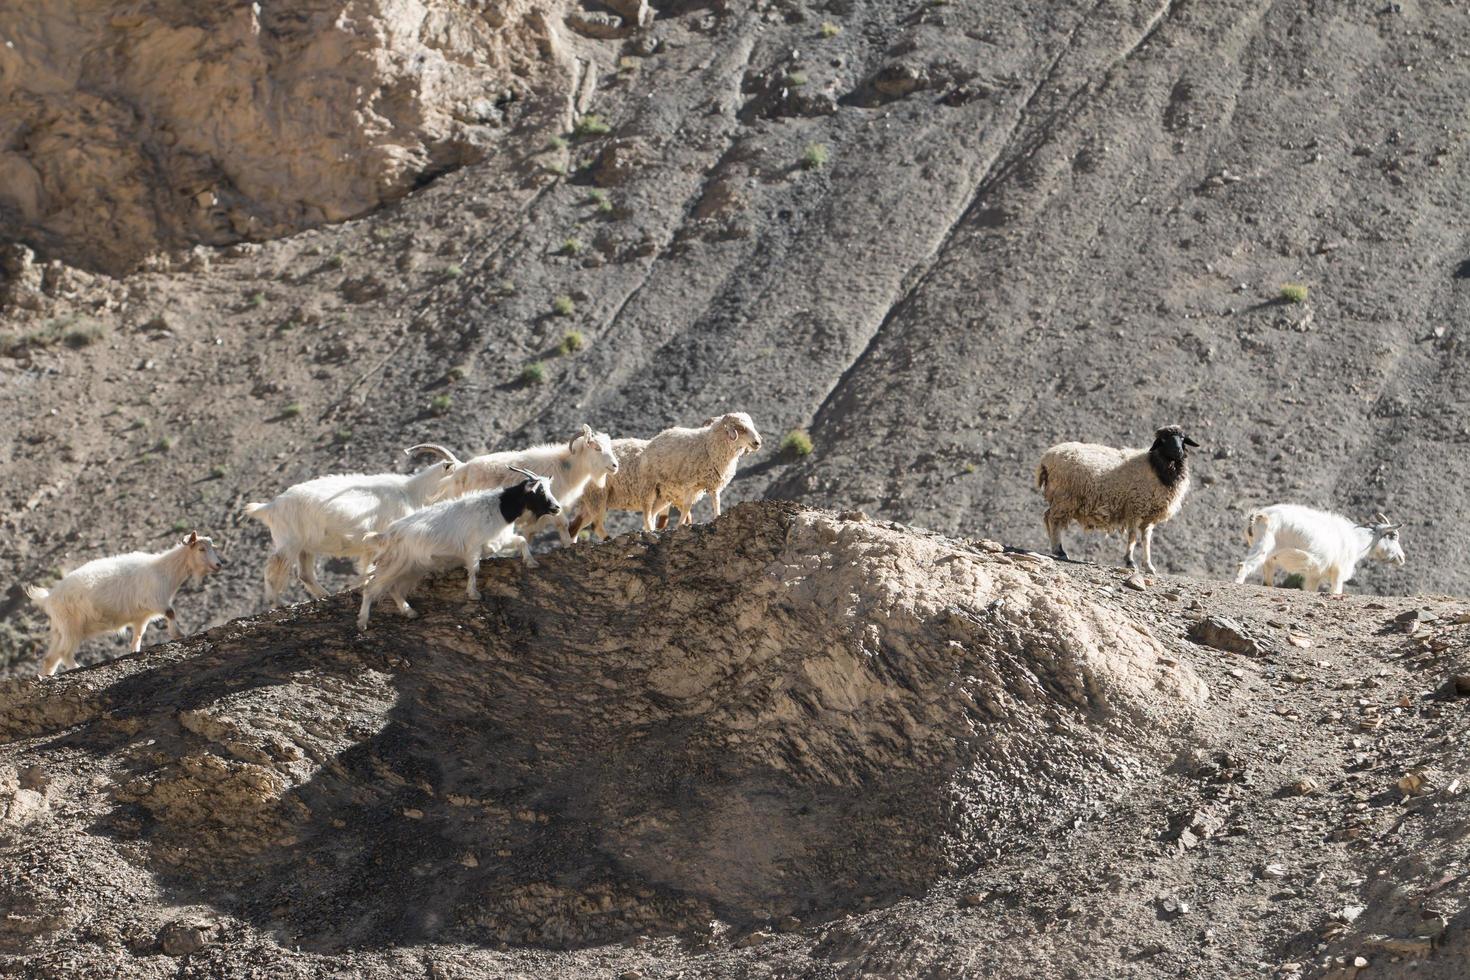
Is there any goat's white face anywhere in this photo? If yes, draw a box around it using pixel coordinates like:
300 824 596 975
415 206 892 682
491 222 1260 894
182 532 225 574
718 412 763 455
1370 524 1406 566
576 424 619 486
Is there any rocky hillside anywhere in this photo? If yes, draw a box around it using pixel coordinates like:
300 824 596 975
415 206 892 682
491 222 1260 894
4 504 1470 978
4 0 1469 676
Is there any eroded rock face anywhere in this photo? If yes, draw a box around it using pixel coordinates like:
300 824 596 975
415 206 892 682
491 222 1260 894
0 504 1206 953
0 0 569 273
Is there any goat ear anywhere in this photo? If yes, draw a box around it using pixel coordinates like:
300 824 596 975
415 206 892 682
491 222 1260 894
582 423 594 438
1183 436 1200 448
702 416 719 427
186 531 198 546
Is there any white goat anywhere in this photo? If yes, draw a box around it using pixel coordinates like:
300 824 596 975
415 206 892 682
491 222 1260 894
24 532 225 677
417 424 618 545
243 446 460 604
571 413 762 538
1234 504 1405 594
356 467 561 630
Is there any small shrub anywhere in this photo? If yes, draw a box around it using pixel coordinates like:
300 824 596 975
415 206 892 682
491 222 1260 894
444 264 464 279
521 362 547 385
553 295 575 317
430 394 453 415
499 280 517 296
0 316 106 356
325 255 344 271
548 135 568 151
562 237 585 256
62 321 106 348
1279 282 1309 304
820 21 842 37
247 291 265 308
371 225 394 241
156 435 175 452
574 114 611 137
558 330 586 355
281 402 303 419
780 429 814 458
333 427 353 444
801 143 830 170
1282 573 1307 590
170 520 190 534
963 462 977 474
596 196 615 215
447 363 471 382
587 189 609 206
786 71 810 87
545 161 567 176
209 465 227 480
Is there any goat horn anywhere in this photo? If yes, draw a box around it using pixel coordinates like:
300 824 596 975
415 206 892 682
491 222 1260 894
1375 511 1389 524
405 443 461 464
509 465 544 480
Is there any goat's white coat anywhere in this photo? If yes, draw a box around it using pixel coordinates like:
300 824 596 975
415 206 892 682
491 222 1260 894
1234 503 1405 594
427 425 617 545
357 476 560 629
244 454 456 604
25 533 224 677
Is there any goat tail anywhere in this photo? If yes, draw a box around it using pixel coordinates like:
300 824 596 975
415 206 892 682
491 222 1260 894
23 584 50 605
1243 510 1267 546
244 501 272 523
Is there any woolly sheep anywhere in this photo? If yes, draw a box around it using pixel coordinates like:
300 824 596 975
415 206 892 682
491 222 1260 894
356 468 561 630
243 447 458 604
1234 504 1405 594
25 531 225 677
570 413 762 538
1035 424 1200 574
416 424 619 545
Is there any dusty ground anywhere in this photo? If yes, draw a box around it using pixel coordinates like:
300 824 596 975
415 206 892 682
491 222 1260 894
3 503 1470 979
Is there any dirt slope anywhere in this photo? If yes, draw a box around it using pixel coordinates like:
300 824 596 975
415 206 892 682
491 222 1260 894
4 504 1470 979
4 0 1469 678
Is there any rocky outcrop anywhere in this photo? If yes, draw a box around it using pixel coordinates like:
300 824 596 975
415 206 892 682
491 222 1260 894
0 503 1205 959
0 0 573 273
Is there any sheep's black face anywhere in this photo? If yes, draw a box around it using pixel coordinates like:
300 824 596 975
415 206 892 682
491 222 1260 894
1151 426 1199 464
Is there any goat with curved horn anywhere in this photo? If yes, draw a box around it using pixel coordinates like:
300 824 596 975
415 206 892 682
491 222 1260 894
405 443 463 464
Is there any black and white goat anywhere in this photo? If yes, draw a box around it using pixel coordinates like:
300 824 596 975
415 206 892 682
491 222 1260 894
356 467 561 629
